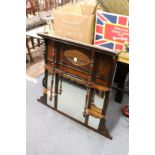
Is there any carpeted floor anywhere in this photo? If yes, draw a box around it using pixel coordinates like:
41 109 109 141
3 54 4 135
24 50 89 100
26 75 129 155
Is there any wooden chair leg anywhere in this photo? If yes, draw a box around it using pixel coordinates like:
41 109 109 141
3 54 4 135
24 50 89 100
26 38 33 62
26 55 29 63
37 39 40 47
30 37 35 49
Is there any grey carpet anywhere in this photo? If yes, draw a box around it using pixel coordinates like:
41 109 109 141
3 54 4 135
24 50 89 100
26 75 129 155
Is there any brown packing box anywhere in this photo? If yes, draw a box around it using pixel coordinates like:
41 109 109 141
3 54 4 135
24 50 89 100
53 3 96 44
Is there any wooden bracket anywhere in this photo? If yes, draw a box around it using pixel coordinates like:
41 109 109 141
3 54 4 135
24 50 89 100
84 103 106 119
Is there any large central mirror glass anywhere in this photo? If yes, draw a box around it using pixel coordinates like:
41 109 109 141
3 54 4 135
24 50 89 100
47 74 104 130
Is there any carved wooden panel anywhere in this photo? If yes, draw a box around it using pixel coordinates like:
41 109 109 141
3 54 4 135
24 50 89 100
95 54 113 78
47 41 53 59
64 49 91 66
60 48 91 72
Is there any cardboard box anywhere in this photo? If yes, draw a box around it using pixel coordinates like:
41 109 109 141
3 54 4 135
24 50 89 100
53 3 96 44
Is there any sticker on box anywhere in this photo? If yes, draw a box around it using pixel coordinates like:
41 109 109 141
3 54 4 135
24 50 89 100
94 11 129 51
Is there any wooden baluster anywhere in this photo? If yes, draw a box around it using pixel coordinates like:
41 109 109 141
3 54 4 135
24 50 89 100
50 74 54 101
84 51 95 125
53 42 60 109
83 88 89 117
59 74 63 95
50 47 55 101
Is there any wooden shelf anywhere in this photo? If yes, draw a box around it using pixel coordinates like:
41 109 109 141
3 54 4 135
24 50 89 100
118 51 129 64
86 108 104 119
90 104 102 114
85 104 105 119
86 82 110 92
63 74 110 92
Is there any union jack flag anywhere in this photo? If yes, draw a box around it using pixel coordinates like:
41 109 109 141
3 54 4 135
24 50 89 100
94 11 129 51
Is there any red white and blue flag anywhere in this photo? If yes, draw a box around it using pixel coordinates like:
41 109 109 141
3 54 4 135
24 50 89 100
94 11 129 51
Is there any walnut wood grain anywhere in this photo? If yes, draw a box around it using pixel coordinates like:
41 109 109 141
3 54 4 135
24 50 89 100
64 49 91 66
86 82 110 92
86 109 105 119
45 64 110 92
60 48 91 72
45 64 65 75
90 104 102 114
